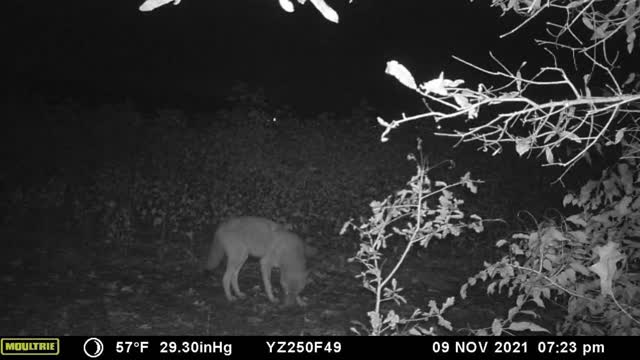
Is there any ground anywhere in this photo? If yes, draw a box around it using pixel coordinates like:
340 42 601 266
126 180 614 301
0 222 560 336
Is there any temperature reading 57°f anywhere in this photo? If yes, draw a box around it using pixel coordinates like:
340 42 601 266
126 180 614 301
116 341 149 354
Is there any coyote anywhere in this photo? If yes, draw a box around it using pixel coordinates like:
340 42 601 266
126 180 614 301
205 216 309 306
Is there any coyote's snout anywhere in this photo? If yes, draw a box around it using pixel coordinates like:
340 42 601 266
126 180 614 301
205 216 309 306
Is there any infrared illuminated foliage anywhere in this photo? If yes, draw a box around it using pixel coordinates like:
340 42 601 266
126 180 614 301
139 0 344 23
344 139 484 336
462 159 640 335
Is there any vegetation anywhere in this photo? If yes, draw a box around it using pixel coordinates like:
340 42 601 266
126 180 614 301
359 0 640 335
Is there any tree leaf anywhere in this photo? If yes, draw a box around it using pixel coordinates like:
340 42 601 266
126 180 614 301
279 0 295 13
582 16 594 30
515 137 531 156
139 0 180 12
508 321 550 332
309 0 339 23
545 147 554 164
491 319 502 336
421 72 448 96
589 242 626 297
615 128 626 144
385 61 417 91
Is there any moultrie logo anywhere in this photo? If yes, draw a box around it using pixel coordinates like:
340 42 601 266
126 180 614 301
1 338 60 355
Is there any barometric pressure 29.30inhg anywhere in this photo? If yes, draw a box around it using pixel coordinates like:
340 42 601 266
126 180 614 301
115 341 233 356
431 340 605 356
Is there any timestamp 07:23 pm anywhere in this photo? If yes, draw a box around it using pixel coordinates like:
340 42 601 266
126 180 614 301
431 340 605 356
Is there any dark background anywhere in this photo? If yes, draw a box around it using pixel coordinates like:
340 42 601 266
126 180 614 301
6 0 532 115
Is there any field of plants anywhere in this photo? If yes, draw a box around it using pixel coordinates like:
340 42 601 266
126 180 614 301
0 84 634 335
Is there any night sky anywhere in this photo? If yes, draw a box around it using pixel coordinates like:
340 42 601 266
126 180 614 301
7 0 531 114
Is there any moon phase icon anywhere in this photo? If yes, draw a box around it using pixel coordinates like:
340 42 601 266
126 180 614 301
83 337 104 358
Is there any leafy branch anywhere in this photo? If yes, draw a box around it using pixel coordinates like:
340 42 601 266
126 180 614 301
381 56 640 179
